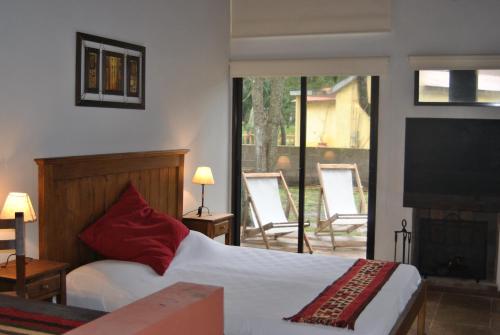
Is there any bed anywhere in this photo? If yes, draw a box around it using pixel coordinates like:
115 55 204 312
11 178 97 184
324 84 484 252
35 150 426 335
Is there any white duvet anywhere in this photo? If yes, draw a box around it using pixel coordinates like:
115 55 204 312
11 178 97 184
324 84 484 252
67 231 421 335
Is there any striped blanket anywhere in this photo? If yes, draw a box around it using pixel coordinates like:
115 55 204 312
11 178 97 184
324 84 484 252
0 306 85 335
285 258 399 330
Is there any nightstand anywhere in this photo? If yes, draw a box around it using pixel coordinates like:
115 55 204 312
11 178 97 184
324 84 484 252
0 259 68 305
183 213 234 245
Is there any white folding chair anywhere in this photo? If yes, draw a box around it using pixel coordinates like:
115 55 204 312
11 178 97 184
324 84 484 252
242 172 313 253
316 163 367 250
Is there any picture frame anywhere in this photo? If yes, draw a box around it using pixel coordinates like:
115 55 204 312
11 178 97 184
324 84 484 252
84 47 100 94
76 32 145 109
102 50 124 96
127 55 140 98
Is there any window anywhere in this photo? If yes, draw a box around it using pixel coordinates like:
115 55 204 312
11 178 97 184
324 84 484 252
415 69 500 106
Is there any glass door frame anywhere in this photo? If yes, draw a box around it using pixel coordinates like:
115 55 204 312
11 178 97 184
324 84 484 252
231 76 379 259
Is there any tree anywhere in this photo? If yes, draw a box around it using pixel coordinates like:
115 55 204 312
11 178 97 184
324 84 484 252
251 78 265 171
356 77 371 116
268 77 285 169
251 77 285 171
244 76 348 171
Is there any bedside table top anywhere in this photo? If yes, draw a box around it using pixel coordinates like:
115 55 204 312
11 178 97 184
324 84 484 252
183 212 234 222
0 259 68 281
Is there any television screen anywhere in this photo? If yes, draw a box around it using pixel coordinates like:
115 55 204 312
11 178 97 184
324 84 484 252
404 118 500 211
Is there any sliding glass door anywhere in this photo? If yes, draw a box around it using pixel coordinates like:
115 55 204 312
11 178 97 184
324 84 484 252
232 76 379 258
237 77 301 253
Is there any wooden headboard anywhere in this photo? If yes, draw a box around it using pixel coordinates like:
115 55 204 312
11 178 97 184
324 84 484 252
35 150 189 270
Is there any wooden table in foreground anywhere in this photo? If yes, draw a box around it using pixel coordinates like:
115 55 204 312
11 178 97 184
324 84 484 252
0 259 68 304
67 282 223 335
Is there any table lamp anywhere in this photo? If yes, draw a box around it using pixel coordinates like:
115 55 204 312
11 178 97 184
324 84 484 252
0 192 36 266
192 167 215 217
275 155 291 171
323 150 335 162
0 193 36 223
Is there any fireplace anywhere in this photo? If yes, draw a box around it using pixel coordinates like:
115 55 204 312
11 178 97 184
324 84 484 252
412 209 498 282
402 117 500 285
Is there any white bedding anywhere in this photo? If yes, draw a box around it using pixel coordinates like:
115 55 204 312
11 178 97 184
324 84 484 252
67 231 421 335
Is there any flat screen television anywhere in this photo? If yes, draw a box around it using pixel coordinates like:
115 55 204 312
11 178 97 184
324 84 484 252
404 118 500 211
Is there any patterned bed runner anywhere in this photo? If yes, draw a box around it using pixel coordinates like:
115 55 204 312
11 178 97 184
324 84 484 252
285 258 399 330
0 307 85 335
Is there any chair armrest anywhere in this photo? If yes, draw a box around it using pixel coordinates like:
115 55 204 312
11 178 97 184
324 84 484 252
337 214 367 219
273 222 311 228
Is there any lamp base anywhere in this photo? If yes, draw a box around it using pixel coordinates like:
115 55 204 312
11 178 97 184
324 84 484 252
197 206 211 217
2 254 32 268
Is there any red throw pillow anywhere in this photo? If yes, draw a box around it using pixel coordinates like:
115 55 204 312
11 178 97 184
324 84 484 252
79 184 189 275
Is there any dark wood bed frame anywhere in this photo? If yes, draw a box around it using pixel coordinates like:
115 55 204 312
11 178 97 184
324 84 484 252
34 149 426 335
35 150 188 270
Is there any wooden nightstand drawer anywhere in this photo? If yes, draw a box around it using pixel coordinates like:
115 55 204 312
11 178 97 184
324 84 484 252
26 274 60 299
183 213 234 245
213 222 228 236
0 259 68 305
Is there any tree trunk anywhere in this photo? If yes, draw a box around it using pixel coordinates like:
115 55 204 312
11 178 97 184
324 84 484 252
252 78 266 172
267 77 284 171
252 77 285 172
356 77 371 116
280 120 287 145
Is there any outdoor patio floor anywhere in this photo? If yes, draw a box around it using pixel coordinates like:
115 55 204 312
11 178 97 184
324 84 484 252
241 231 367 258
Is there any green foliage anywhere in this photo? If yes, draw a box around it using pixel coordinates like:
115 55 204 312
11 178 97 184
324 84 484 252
242 76 346 140
307 76 344 90
242 78 253 128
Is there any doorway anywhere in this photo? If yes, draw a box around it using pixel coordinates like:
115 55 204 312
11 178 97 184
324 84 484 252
232 76 379 259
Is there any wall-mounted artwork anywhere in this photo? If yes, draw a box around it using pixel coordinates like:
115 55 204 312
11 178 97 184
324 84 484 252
84 47 100 93
127 55 140 97
102 50 124 95
76 32 145 109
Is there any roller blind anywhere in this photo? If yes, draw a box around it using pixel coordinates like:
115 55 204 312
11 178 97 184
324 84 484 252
230 57 389 77
231 0 391 38
409 55 500 70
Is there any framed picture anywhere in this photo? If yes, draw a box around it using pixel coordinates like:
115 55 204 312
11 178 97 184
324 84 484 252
84 47 100 93
127 55 140 97
76 32 145 109
102 50 124 95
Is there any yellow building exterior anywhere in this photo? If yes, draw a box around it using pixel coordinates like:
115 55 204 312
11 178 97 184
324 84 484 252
294 77 371 149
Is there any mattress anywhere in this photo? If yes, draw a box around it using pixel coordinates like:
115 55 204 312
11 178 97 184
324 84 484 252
67 231 421 335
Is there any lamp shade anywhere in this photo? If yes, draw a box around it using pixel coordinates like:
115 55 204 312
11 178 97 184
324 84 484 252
192 167 215 185
0 192 37 223
275 155 291 170
323 150 336 161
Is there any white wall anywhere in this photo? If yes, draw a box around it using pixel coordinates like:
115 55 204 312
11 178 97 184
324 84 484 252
231 0 500 260
0 0 230 259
